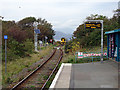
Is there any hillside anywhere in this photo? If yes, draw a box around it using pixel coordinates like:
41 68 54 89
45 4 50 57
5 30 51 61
54 31 72 41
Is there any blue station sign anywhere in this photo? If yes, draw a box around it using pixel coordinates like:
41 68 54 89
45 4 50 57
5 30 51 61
4 35 8 40
34 29 40 34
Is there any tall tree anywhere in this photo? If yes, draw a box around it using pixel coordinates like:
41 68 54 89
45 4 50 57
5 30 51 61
73 14 119 47
37 18 55 42
18 17 36 30
114 9 120 28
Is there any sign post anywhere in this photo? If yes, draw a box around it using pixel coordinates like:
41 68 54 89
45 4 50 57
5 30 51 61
45 36 48 47
4 35 8 74
50 39 53 43
75 52 77 63
39 40 42 50
61 38 66 45
85 20 103 63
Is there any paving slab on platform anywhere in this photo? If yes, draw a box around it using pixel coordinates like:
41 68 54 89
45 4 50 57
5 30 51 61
50 61 118 89
70 61 118 88
49 63 72 89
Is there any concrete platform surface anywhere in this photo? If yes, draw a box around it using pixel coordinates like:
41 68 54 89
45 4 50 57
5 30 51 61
49 61 118 89
50 63 72 89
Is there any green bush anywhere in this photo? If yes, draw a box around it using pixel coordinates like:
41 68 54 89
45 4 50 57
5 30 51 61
24 39 34 54
8 38 25 57
64 55 107 64
2 38 34 61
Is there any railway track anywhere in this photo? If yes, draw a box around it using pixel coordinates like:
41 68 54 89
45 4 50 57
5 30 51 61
11 48 63 90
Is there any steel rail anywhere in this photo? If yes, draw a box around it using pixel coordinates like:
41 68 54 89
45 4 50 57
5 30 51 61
41 49 63 90
11 49 56 90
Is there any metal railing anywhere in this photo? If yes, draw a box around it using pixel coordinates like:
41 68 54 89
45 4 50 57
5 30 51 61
75 51 108 63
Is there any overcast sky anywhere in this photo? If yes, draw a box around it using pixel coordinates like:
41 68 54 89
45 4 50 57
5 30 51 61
1 0 119 34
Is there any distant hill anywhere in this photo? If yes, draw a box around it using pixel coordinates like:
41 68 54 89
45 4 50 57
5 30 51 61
54 31 72 41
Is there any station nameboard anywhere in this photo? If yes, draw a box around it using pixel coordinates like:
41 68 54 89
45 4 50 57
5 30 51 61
85 23 102 29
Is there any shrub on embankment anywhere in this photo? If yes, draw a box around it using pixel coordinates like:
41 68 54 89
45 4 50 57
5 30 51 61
2 17 55 61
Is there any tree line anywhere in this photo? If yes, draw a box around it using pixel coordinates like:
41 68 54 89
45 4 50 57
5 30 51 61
2 17 55 61
65 9 120 53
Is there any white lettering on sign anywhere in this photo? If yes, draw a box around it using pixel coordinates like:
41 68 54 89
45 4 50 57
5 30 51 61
77 52 107 58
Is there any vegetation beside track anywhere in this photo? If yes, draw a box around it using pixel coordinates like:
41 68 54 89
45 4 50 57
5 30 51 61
62 46 108 64
2 17 55 61
62 54 108 64
9 48 61 89
2 45 53 86
44 62 62 89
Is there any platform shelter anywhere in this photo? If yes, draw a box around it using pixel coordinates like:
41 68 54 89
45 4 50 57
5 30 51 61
105 29 120 62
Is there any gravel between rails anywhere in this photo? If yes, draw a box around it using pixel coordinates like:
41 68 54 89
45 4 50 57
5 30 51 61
12 49 62 89
6 49 55 89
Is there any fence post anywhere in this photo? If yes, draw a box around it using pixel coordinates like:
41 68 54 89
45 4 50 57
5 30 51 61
92 56 93 64
75 52 77 63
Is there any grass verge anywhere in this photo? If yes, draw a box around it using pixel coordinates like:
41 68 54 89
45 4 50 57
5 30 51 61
2 45 53 85
44 62 62 89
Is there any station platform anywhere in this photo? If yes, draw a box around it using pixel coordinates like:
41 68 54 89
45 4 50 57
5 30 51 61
49 61 118 89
